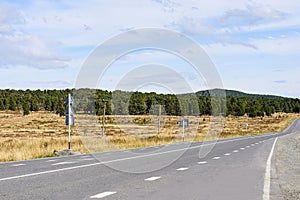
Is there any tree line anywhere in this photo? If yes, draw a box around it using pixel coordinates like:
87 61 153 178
0 89 299 117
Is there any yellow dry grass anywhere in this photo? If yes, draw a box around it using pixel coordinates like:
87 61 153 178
0 111 299 162
0 111 88 162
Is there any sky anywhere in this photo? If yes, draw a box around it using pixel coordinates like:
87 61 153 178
0 0 300 98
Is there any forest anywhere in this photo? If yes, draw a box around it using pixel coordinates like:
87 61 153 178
0 88 299 117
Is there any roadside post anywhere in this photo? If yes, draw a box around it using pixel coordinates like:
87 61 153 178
245 123 249 132
64 94 74 150
101 99 107 137
178 118 189 142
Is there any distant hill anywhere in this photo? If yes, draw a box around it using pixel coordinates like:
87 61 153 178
196 88 282 99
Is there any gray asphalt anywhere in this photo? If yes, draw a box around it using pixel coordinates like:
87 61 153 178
1 119 299 200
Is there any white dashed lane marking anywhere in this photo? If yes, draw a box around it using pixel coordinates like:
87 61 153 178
240 148 245 150
145 176 161 181
90 191 117 199
224 153 231 156
233 150 239 153
198 161 207 164
212 157 221 160
12 163 26 167
176 167 188 171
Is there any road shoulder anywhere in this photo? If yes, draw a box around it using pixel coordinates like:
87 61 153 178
272 131 300 199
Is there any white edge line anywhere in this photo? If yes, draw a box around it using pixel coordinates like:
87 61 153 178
90 191 117 199
263 136 278 200
51 162 76 166
0 135 274 182
80 158 95 161
0 163 101 181
12 164 26 167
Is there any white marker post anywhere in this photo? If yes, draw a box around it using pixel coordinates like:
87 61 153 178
65 93 74 150
158 105 161 134
182 118 185 142
101 99 107 137
68 93 71 150
179 119 188 142
245 123 249 132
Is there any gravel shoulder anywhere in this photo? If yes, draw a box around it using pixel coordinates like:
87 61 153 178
272 131 300 199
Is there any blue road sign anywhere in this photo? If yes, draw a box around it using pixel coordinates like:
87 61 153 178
64 95 74 105
178 119 189 127
65 115 74 125
65 106 75 115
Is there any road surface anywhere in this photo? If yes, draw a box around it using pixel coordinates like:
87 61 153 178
0 119 299 200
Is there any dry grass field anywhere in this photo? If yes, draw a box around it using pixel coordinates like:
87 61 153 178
0 110 299 162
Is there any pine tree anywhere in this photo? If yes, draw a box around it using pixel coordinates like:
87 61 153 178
0 99 4 110
23 102 30 116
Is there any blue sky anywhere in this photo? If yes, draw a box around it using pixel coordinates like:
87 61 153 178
0 0 300 98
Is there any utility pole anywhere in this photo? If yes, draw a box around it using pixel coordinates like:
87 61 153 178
102 99 107 137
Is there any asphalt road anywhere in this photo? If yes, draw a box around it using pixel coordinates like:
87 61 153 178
1 119 300 200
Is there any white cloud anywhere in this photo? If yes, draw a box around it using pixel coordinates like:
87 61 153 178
203 34 300 56
0 4 68 69
252 35 300 55
169 17 214 38
0 0 299 97
151 0 181 12
218 2 286 26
